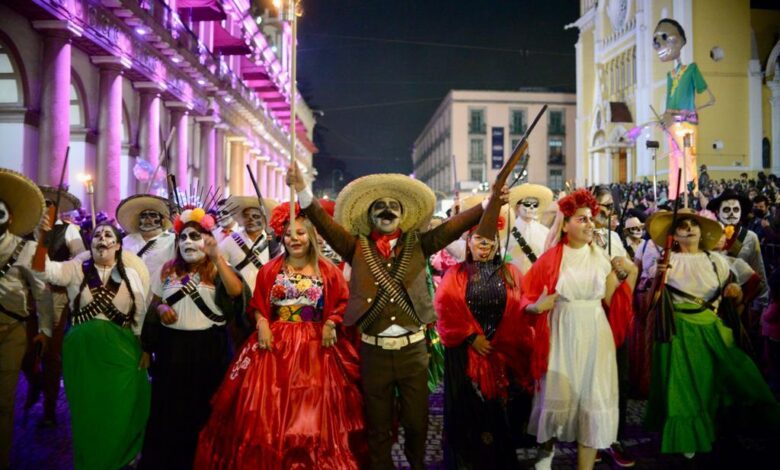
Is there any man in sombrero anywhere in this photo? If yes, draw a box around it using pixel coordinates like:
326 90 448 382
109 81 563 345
0 169 50 469
24 185 86 426
218 195 281 293
507 183 552 275
287 164 507 470
116 194 175 281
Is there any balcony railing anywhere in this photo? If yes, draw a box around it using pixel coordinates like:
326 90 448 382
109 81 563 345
469 122 486 134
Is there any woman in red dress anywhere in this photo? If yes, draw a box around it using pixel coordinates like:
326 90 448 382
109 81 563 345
195 203 365 469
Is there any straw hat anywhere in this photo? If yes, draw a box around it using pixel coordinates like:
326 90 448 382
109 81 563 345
0 168 45 236
460 192 513 241
121 250 150 296
335 174 435 235
116 195 172 234
646 208 722 251
509 184 553 213
38 185 81 213
228 196 279 225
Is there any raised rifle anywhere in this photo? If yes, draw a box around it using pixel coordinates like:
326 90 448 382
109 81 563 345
246 165 270 230
33 147 69 272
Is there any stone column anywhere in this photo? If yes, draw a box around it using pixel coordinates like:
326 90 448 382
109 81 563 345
214 124 228 190
134 83 163 194
769 79 780 175
267 162 278 200
277 168 286 202
33 21 81 185
166 102 190 187
258 158 269 198
92 56 126 216
196 117 217 190
228 138 245 196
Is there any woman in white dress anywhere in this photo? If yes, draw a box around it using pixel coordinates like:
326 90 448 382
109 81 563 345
519 189 637 470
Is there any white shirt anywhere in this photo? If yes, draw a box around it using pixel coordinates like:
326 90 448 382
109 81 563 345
0 233 50 335
152 272 226 331
212 221 240 244
123 231 176 283
651 251 730 309
508 217 550 275
218 228 271 292
43 257 149 335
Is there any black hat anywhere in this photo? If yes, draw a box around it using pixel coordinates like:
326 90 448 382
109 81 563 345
706 189 752 223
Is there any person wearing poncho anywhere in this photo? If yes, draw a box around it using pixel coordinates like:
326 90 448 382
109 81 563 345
39 222 151 470
519 189 637 470
644 209 780 459
196 202 365 469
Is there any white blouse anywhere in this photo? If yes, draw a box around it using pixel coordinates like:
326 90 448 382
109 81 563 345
651 251 731 309
152 272 226 331
44 257 149 335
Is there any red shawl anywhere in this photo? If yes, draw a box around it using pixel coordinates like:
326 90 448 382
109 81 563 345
434 262 525 400
248 255 349 326
518 243 634 390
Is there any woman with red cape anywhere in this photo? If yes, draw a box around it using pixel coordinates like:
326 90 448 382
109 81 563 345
195 202 365 469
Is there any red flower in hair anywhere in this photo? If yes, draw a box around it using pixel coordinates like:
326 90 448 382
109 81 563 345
269 202 302 237
558 189 600 218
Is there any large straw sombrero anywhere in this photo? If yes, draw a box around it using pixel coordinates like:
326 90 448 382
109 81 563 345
335 174 436 235
461 192 513 241
509 184 553 213
646 208 722 251
228 196 279 225
0 168 45 236
121 250 151 296
116 195 172 234
38 185 81 213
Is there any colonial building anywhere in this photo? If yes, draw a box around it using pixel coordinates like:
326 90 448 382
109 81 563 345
0 0 316 216
412 90 575 209
568 0 780 185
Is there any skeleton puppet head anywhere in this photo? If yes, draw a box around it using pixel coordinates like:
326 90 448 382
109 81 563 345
653 19 686 63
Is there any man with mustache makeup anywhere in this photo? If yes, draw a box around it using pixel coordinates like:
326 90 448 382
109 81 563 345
287 164 508 470
218 196 281 293
0 169 50 470
116 195 176 282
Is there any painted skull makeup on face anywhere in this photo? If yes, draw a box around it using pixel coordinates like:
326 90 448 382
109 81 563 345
718 199 741 225
627 227 645 240
216 203 234 228
242 208 264 233
369 197 403 234
517 197 540 222
0 201 9 241
138 210 163 232
653 20 685 63
91 225 119 263
179 227 206 262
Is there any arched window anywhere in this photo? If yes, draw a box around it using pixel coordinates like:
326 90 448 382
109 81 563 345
0 41 22 105
69 83 84 127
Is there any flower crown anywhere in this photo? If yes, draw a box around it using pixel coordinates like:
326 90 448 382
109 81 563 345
173 205 216 233
269 202 302 237
558 189 600 218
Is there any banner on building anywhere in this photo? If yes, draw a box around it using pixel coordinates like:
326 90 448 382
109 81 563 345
491 127 504 169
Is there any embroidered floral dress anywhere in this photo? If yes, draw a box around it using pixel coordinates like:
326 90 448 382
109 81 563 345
196 257 365 469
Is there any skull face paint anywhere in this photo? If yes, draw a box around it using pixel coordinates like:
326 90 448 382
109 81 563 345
718 199 742 226
216 201 235 228
179 227 206 263
138 210 163 233
369 197 403 234
242 208 264 234
653 20 685 63
0 201 9 241
91 224 120 265
516 197 540 222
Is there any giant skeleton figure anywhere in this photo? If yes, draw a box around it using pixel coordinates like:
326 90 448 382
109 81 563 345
117 195 176 282
507 184 552 275
218 196 281 293
288 163 508 470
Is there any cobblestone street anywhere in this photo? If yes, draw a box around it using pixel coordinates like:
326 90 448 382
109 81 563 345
12 377 778 469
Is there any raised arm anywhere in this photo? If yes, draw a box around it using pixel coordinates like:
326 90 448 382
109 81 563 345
420 203 483 257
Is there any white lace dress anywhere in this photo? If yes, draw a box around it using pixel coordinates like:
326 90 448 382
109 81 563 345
528 243 619 448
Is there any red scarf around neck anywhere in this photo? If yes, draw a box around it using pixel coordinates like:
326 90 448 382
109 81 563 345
370 229 402 259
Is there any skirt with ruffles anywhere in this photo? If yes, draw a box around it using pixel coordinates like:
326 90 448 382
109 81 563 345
195 321 366 470
645 303 780 454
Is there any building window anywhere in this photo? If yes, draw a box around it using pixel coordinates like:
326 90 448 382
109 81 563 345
469 165 484 183
549 168 563 190
549 110 565 135
548 137 564 165
469 138 484 163
0 42 21 104
510 109 526 135
469 109 486 134
69 84 84 127
511 138 520 151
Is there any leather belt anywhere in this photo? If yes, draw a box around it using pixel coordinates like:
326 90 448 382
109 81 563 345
361 329 425 350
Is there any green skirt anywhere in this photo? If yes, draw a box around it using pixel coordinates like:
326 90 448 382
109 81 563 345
63 319 151 470
645 303 779 454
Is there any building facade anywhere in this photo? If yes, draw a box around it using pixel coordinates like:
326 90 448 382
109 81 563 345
412 90 576 207
568 0 780 185
0 0 316 217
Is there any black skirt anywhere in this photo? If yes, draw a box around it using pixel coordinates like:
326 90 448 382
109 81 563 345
139 325 230 470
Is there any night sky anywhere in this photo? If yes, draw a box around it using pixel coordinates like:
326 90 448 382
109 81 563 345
291 0 579 191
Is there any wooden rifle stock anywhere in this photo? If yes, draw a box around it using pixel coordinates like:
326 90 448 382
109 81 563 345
33 147 69 272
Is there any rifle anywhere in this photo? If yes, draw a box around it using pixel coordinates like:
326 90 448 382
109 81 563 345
33 147 69 272
475 105 547 240
246 164 270 228
646 168 683 342
167 174 182 217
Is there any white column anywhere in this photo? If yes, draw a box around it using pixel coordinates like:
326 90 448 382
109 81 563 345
196 117 217 190
166 102 190 188
749 60 764 170
769 79 780 175
135 83 163 194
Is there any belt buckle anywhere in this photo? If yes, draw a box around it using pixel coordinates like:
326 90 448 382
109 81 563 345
381 337 402 350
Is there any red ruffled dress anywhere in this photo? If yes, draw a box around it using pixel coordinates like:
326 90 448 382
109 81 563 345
195 256 366 469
